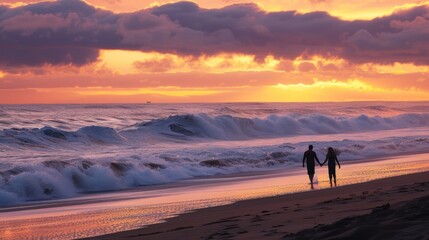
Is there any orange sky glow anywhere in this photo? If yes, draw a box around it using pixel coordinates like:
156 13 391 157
0 0 428 103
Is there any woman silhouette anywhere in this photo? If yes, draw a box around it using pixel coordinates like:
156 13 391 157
322 147 341 186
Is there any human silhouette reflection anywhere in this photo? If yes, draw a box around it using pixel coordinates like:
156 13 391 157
302 145 322 189
322 147 341 187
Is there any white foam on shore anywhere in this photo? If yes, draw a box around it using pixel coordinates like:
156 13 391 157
1 130 429 205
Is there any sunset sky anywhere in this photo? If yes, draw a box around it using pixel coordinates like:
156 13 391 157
0 0 428 103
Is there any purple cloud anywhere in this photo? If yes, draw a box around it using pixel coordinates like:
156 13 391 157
0 0 120 68
0 0 428 70
0 47 98 68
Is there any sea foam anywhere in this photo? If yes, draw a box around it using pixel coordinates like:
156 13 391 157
1 103 429 205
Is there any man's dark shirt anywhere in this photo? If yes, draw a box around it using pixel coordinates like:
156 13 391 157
303 150 320 174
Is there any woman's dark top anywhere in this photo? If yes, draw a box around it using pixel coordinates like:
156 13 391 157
326 153 338 174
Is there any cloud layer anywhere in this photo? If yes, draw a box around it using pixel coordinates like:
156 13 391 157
0 0 428 69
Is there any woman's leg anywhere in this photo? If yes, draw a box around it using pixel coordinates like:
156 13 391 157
333 172 337 186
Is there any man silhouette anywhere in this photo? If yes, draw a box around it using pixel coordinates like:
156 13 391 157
302 145 321 188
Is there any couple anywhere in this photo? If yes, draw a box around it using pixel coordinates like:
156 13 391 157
302 145 341 188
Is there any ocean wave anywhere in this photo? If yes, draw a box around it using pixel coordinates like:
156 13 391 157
0 126 127 148
1 113 429 148
138 112 429 140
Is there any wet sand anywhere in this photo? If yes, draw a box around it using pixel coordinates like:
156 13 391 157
90 171 429 240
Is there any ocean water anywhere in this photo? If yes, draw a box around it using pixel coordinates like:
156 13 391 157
1 102 429 206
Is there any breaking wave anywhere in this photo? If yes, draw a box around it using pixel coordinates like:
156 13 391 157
1 113 429 147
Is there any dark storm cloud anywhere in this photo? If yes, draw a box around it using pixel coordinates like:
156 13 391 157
0 0 428 70
0 0 120 68
343 6 429 65
0 47 99 67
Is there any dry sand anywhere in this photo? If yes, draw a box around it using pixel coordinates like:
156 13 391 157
87 171 429 240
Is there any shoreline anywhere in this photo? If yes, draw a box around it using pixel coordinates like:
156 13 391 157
88 171 429 240
2 150 427 212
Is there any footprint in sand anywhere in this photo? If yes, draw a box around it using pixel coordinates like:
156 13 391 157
250 215 263 222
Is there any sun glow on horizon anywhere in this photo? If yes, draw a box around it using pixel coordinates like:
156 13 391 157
263 79 428 102
73 86 230 97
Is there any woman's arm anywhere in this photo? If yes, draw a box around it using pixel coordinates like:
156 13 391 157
321 156 327 166
336 157 341 169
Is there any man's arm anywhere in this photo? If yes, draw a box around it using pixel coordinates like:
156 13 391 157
315 153 322 166
302 152 306 167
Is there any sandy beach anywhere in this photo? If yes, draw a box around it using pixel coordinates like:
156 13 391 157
89 171 429 240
